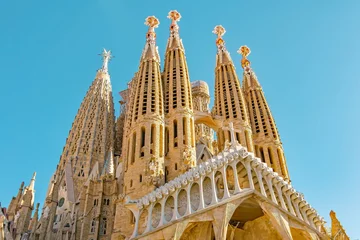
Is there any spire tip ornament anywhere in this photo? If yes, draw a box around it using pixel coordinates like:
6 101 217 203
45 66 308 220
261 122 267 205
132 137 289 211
213 25 226 46
238 45 251 70
99 48 112 72
168 10 181 22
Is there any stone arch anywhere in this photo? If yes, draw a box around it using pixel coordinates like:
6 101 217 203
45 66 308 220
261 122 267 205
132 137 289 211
178 189 188 217
164 196 174 222
151 203 161 229
203 177 212 206
179 222 215 240
138 209 148 235
236 161 249 189
190 183 200 211
250 167 261 193
214 171 224 200
261 175 271 198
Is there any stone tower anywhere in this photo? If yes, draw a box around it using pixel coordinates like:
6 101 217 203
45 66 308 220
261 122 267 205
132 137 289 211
239 45 290 181
191 80 214 161
163 10 196 181
122 16 165 199
55 49 115 196
34 49 116 240
212 26 254 152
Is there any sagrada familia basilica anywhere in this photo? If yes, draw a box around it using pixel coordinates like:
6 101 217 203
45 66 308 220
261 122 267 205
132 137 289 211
0 10 349 240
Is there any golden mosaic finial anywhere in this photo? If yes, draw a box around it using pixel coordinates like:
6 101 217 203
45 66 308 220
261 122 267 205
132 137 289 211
212 25 226 46
145 16 160 28
145 16 160 41
168 10 181 34
168 10 181 24
238 45 251 69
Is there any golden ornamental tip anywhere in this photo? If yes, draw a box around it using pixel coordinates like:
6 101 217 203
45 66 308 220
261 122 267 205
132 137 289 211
238 45 251 69
145 16 160 28
168 10 181 22
213 25 226 46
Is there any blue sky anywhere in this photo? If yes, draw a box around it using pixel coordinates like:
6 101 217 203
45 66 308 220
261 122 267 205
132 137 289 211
1 0 359 238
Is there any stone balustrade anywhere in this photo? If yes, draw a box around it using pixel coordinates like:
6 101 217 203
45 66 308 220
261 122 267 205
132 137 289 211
126 142 325 239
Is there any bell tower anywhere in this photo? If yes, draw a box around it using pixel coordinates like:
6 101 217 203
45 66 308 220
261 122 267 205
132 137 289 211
212 26 254 152
122 16 165 199
163 10 196 181
239 45 290 181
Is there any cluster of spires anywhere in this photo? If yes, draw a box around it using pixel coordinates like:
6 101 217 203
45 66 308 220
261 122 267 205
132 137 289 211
98 10 254 73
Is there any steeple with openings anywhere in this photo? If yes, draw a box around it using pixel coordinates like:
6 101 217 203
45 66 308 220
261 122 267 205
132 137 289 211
213 26 254 153
239 45 290 181
122 16 165 199
162 10 196 181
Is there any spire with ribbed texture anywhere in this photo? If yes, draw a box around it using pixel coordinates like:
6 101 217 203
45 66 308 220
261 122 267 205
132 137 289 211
212 26 254 153
163 10 196 181
123 16 165 199
57 50 115 196
239 45 290 181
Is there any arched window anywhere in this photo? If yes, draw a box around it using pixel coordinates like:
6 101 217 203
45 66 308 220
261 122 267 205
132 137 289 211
100 217 107 235
160 125 164 157
259 147 265 163
130 180 133 188
268 148 274 165
140 174 142 183
131 133 136 164
90 218 96 233
183 117 187 144
140 127 146 157
174 120 178 147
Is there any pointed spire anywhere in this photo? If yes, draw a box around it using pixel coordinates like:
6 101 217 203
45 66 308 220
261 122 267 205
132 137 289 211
99 49 112 73
141 16 160 62
238 45 260 88
166 10 183 50
29 172 36 191
212 25 232 65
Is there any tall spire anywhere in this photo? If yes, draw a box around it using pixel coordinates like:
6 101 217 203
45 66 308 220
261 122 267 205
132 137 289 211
141 16 160 62
212 26 254 152
163 10 196 180
123 15 165 198
239 45 290 180
56 50 115 197
28 172 36 191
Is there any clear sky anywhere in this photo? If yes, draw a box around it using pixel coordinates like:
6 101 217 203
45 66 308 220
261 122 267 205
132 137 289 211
1 0 359 238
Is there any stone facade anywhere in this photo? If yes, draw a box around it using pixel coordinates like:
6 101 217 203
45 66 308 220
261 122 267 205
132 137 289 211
0 10 349 240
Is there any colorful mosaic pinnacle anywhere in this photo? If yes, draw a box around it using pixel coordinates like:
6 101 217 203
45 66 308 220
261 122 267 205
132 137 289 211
238 45 251 69
213 25 226 46
168 10 181 23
